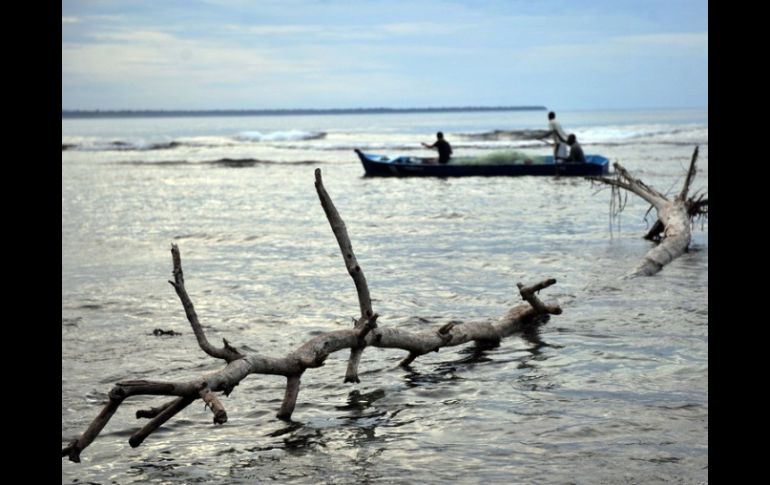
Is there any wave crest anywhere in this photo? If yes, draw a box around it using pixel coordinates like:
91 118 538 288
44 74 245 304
235 130 326 142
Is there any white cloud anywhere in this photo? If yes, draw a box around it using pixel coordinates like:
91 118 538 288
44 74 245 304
380 22 465 36
615 32 707 46
89 30 178 43
62 28 389 90
228 25 316 35
514 30 707 64
61 2 707 110
224 21 467 41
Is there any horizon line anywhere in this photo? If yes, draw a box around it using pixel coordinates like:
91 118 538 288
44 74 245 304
61 105 547 118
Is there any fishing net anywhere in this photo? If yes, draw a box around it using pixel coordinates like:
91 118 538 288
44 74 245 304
451 150 548 165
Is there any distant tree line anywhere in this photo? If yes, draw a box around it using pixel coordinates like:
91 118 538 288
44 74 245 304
61 106 547 119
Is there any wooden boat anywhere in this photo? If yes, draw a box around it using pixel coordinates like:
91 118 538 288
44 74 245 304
356 149 610 177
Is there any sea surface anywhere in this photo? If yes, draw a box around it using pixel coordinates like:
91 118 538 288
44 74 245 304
62 108 708 484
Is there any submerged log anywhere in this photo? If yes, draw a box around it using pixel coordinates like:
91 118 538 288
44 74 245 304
62 169 563 462
589 146 708 276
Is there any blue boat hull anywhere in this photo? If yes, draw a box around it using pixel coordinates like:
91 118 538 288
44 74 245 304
356 150 610 177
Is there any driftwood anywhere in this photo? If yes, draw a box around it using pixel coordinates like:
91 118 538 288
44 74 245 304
589 146 708 276
62 169 562 462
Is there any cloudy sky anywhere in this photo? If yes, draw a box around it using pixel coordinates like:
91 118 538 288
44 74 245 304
61 0 708 111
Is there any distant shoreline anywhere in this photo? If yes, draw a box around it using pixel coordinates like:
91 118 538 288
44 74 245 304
62 106 546 119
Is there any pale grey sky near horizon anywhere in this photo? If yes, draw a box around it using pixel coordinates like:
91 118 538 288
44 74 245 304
62 0 708 111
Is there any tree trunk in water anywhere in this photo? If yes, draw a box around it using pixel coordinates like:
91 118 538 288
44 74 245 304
589 146 708 276
62 169 563 462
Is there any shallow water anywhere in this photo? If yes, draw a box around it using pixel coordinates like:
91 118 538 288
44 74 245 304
62 109 707 484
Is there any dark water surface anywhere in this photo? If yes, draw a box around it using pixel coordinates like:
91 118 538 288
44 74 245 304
62 111 707 484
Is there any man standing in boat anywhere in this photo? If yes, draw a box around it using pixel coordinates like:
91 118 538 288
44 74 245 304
546 112 569 162
422 132 453 164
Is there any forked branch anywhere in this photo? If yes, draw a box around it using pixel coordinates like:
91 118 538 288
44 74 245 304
62 170 563 462
169 244 244 363
588 146 707 276
314 168 375 383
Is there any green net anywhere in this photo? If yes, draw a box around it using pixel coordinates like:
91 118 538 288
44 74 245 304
451 150 548 165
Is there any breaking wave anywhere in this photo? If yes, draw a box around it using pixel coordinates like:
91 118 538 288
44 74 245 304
234 130 326 142
63 140 212 152
115 158 325 167
456 129 551 141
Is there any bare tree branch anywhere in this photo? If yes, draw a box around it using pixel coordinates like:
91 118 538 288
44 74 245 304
518 279 562 314
169 244 244 363
200 388 228 424
277 375 302 420
588 147 706 276
314 168 375 383
589 163 669 209
678 146 700 202
64 271 559 460
129 397 195 448
136 399 178 419
62 170 563 461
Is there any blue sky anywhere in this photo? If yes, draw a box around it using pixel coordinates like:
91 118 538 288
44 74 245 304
61 0 708 111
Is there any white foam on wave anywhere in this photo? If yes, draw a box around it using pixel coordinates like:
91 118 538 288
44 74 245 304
577 124 708 144
64 136 199 152
276 139 544 152
235 130 324 142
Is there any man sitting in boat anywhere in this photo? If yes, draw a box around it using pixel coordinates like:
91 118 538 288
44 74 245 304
421 131 453 164
565 134 586 163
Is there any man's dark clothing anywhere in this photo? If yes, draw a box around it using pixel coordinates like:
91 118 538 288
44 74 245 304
434 139 452 164
566 142 586 163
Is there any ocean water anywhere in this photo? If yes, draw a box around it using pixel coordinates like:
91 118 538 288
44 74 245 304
62 108 708 484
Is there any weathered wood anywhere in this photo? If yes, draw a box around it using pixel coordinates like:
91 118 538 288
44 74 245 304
314 169 373 321
277 375 302 420
62 169 563 462
632 199 691 276
200 388 228 424
62 391 124 463
678 146 700 202
643 219 665 241
169 244 244 363
129 396 195 448
314 168 375 383
518 279 562 314
136 399 177 419
589 146 707 276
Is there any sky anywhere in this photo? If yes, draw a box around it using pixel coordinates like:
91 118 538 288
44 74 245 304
61 0 708 111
